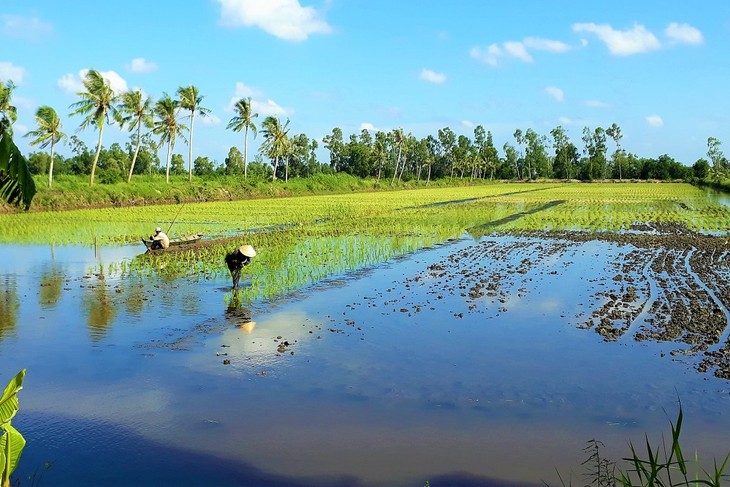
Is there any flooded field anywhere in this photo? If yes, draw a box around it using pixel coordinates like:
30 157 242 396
2 183 730 486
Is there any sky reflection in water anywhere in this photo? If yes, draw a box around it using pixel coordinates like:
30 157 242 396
1 237 730 487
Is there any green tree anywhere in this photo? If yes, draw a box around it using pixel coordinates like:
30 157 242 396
707 137 726 174
24 105 67 187
391 128 406 184
170 153 185 175
322 127 345 171
0 80 35 209
152 93 186 183
525 128 550 179
227 97 258 179
225 146 244 175
513 129 525 179
503 142 519 180
438 127 456 179
69 69 119 186
117 89 153 183
125 132 159 176
373 131 387 182
260 116 290 181
551 125 572 179
606 123 624 179
193 156 215 176
693 158 710 179
68 135 93 175
177 85 211 182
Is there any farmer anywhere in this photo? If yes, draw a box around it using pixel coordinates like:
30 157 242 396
150 227 170 250
225 244 256 289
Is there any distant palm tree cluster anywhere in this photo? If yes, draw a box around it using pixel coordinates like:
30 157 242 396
3 72 728 190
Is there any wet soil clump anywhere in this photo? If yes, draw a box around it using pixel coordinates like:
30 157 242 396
397 223 730 380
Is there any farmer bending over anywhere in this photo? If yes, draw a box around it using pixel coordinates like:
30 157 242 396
150 227 170 250
225 245 256 289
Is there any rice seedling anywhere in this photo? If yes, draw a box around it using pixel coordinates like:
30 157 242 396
4 182 730 303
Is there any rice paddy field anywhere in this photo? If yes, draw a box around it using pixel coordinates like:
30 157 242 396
2 182 730 486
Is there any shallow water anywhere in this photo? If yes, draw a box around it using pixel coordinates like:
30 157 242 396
2 236 730 487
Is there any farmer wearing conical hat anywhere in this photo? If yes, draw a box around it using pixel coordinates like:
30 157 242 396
225 244 256 289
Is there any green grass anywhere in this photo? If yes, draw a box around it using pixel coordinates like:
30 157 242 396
549 406 730 487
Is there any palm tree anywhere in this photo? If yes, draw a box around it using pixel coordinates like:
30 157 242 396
152 93 186 183
260 116 290 181
390 128 405 185
177 85 210 183
0 81 18 128
117 90 153 183
0 80 36 209
226 97 258 179
25 106 67 188
69 70 118 185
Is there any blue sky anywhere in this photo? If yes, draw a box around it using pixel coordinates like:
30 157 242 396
2 0 729 166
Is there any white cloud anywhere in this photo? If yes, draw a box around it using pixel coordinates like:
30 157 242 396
57 69 128 95
665 22 703 45
585 99 610 108
99 70 129 94
227 81 290 117
0 61 28 85
127 57 158 73
360 122 377 132
503 41 533 62
558 116 574 125
471 36 569 66
572 22 661 55
461 120 475 129
215 0 331 41
523 37 571 53
646 115 664 127
0 14 52 43
545 86 565 102
57 73 83 93
419 68 446 84
470 44 502 66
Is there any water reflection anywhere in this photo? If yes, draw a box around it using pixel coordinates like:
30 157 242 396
39 272 64 308
83 274 117 340
0 275 19 340
124 281 146 315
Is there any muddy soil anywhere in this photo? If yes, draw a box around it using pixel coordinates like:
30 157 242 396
367 223 730 380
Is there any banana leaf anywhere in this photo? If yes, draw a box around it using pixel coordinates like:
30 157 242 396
0 129 36 210
0 424 25 487
0 370 24 425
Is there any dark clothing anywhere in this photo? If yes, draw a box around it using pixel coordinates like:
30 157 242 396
225 249 252 289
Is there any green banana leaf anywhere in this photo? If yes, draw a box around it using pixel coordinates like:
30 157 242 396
0 130 36 210
0 370 24 425
0 423 25 486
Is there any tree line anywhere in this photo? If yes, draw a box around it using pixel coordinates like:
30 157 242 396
3 72 729 192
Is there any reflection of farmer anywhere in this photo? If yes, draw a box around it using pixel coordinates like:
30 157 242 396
150 227 170 250
225 245 256 289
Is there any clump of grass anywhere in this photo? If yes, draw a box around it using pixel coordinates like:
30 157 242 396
549 405 730 487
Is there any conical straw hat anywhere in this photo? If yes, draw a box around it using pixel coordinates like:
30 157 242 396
239 245 256 257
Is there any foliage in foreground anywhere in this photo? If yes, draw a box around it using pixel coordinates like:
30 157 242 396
550 406 730 487
0 126 36 211
0 369 26 487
